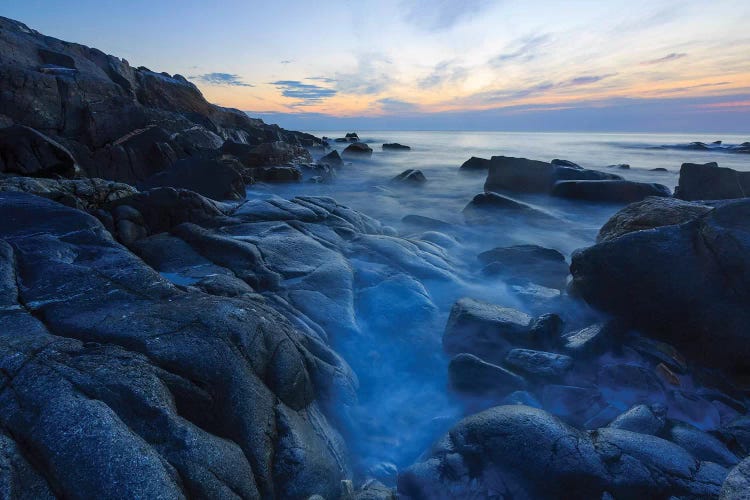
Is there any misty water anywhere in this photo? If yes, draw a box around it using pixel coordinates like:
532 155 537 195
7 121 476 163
246 131 749 481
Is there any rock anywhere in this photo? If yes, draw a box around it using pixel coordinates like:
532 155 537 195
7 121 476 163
462 192 560 224
345 132 359 140
0 191 350 498
570 198 750 371
719 416 750 457
382 143 410 151
483 156 621 193
543 385 606 425
0 176 136 210
459 156 490 171
551 180 672 203
529 313 564 348
399 405 727 498
318 149 343 168
390 169 426 184
562 322 612 357
254 165 302 183
610 163 630 169
721 456 750 499
675 162 750 201
401 214 453 231
551 159 582 168
229 141 312 169
138 157 245 200
477 244 568 289
505 348 573 377
650 167 668 172
448 353 526 395
608 404 667 435
667 422 739 467
597 196 713 243
443 298 532 363
0 125 77 177
342 142 373 158
597 364 664 408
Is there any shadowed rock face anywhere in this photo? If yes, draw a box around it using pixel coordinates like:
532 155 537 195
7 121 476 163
0 16 321 184
0 191 351 499
483 156 621 193
675 162 750 201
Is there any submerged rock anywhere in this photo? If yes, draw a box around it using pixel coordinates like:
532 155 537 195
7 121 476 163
459 156 491 171
505 348 573 377
675 162 750 201
478 244 568 289
551 179 672 203
318 149 344 168
382 143 410 151
483 156 621 193
463 192 560 225
448 353 527 395
342 142 373 158
391 169 426 184
608 404 667 435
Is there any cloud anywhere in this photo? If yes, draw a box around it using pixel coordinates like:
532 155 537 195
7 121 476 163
189 72 253 87
401 0 492 31
489 34 551 66
334 54 393 95
270 79 337 105
280 60 293 64
418 60 468 89
641 52 688 65
469 73 616 103
377 98 418 113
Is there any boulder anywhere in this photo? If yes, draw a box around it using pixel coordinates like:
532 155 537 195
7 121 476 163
477 244 568 289
597 196 713 243
459 156 491 171
443 298 532 364
398 405 727 499
483 156 621 193
390 169 426 184
570 198 750 372
608 404 667 435
382 143 410 151
342 142 373 158
551 180 671 203
448 353 526 395
675 162 750 201
667 423 739 467
551 159 582 168
318 149 343 168
253 165 302 183
462 192 560 225
0 176 136 210
0 125 77 178
721 456 750 499
228 141 312 168
345 132 359 140
504 348 573 377
138 157 245 201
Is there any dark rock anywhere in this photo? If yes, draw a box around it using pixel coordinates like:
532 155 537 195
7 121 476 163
345 132 359 140
230 141 312 169
650 167 668 172
676 162 750 201
608 404 667 435
462 192 560 224
597 196 713 243
318 149 343 168
459 156 491 171
570 198 750 372
628 334 688 374
543 385 606 425
401 214 453 231
0 125 77 177
448 353 526 395
719 416 750 457
562 322 611 357
399 405 726 498
138 157 245 201
505 348 573 377
721 456 750 499
551 159 582 168
342 142 373 158
477 244 568 289
609 163 630 169
597 364 664 407
483 156 621 193
551 180 672 203
254 165 302 183
391 169 426 184
529 313 564 348
382 143 410 151
0 176 136 210
667 422 739 467
443 297 532 364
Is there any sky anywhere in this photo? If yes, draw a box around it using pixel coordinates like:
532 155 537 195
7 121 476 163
4 0 750 132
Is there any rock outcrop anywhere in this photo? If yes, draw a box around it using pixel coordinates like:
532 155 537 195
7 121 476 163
675 162 750 201
551 179 671 203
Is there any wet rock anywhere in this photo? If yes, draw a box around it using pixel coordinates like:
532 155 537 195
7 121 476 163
676 162 750 201
448 353 527 395
254 165 303 183
484 156 621 193
0 176 136 210
229 141 312 169
721 456 750 499
551 159 582 168
597 363 664 408
345 132 359 141
0 125 78 178
551 180 672 203
570 198 750 372
477 244 568 289
342 142 373 158
667 422 739 467
399 405 727 498
608 404 667 435
597 196 712 243
543 385 606 425
610 163 630 169
505 348 573 377
718 416 750 457
562 322 612 357
318 149 343 168
463 192 560 225
390 169 426 184
529 313 564 348
382 143 410 151
138 156 245 200
443 298 532 363
459 156 490 171
650 167 668 172
401 214 453 231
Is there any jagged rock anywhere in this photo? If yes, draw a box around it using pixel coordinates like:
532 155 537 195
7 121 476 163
483 156 621 193
398 405 727 498
676 162 750 201
138 157 245 201
0 176 136 210
228 141 312 169
318 149 343 168
721 456 750 499
597 196 713 243
608 404 667 435
382 143 410 151
459 156 491 171
443 298 532 364
390 169 426 184
477 244 568 289
570 198 750 371
0 125 77 177
448 353 526 395
551 180 672 203
342 142 373 158
253 165 302 183
0 191 351 499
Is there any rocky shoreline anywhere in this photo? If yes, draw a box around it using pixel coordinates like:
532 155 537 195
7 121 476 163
1 15 749 499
